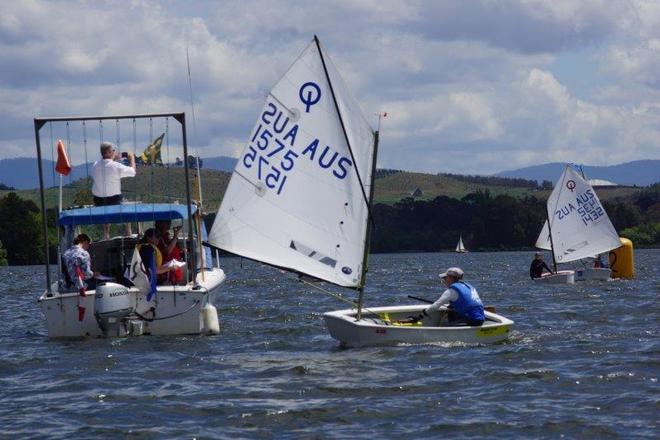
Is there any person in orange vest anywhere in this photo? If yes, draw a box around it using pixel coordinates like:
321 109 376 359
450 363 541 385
136 229 175 288
155 220 184 284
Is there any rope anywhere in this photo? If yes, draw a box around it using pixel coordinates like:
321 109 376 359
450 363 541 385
134 299 200 321
132 118 137 209
65 122 71 188
82 121 90 183
49 122 55 190
165 117 170 203
149 118 155 220
298 278 387 321
115 119 120 153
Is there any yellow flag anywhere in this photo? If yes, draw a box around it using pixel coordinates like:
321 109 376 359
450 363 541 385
140 133 165 165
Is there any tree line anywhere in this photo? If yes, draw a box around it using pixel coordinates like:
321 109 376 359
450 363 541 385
0 185 658 265
370 187 659 252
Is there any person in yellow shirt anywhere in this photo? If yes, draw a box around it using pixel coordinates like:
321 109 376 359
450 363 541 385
136 228 174 283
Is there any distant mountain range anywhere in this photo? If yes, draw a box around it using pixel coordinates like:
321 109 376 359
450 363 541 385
0 156 239 190
1 156 657 190
495 160 660 186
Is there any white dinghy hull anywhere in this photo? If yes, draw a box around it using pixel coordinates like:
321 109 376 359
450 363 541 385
532 270 575 285
575 267 611 281
39 268 225 338
323 305 513 348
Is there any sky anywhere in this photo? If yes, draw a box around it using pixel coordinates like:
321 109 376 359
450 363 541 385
1 0 659 175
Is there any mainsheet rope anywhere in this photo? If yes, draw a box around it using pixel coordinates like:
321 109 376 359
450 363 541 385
298 278 386 320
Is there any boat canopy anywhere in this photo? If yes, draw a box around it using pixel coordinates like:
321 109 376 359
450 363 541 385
58 203 198 226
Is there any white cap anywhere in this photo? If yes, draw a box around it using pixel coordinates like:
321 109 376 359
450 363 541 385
439 267 464 279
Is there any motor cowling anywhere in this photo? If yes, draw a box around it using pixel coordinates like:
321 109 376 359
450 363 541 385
94 282 134 337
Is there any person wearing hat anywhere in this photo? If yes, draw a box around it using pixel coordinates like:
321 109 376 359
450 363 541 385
529 252 553 279
91 141 136 239
413 267 485 326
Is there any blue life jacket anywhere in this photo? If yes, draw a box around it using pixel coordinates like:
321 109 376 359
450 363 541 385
448 281 485 322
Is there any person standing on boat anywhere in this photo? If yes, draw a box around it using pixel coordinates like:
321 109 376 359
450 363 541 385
155 220 183 284
62 233 99 290
529 252 553 279
415 267 485 326
91 142 136 239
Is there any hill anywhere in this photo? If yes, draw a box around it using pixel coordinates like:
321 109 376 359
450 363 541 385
201 156 238 172
496 160 660 186
0 155 238 190
1 167 645 214
0 168 231 213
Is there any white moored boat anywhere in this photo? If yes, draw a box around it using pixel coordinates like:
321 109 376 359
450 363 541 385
33 113 225 338
325 305 513 347
207 36 513 347
534 165 621 285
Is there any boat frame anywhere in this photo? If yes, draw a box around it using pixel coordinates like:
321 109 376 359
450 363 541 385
532 269 575 284
575 267 611 281
324 305 513 347
34 112 224 338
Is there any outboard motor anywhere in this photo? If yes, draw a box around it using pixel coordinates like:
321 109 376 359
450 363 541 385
94 282 134 337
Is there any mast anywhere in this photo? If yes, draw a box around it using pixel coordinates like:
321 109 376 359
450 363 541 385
180 113 199 287
546 199 558 273
34 119 52 295
356 131 379 320
313 35 377 318
314 35 374 226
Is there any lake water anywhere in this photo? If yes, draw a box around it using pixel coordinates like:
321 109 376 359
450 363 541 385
0 251 658 439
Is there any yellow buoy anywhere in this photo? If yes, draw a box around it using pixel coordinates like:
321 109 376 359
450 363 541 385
609 237 635 279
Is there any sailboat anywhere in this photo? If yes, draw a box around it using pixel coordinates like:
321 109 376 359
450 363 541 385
534 164 621 284
208 36 513 347
455 235 468 253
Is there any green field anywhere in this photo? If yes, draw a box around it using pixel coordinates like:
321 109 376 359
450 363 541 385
0 167 644 212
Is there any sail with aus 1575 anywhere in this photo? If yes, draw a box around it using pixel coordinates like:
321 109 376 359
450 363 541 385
208 36 376 288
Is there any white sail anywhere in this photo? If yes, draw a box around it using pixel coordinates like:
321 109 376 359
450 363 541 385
535 220 552 250
208 37 375 288
455 235 466 252
545 165 621 263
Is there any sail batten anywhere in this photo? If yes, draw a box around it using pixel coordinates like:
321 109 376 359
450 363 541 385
208 37 375 288
541 165 621 263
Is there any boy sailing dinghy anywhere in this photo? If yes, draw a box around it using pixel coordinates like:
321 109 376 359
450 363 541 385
534 165 621 284
208 36 513 347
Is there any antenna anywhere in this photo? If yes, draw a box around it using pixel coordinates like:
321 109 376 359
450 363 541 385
186 46 203 206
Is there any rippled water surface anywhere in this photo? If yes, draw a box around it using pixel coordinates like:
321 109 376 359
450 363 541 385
1 251 658 439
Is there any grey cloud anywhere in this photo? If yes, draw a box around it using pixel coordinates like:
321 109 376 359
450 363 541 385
404 0 626 54
1 0 658 174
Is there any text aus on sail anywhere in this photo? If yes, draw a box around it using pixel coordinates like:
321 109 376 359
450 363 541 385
553 186 606 226
241 91 354 196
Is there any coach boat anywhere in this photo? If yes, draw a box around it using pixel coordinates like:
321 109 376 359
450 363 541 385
34 112 224 338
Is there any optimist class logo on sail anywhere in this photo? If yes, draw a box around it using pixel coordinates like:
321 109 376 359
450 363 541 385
241 81 354 195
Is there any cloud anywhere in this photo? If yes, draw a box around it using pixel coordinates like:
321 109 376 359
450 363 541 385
0 0 658 176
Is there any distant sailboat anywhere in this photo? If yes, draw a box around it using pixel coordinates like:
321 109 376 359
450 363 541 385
455 235 468 253
534 165 621 284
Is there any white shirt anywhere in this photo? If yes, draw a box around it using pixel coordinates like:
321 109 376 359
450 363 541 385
91 159 136 197
426 288 458 314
